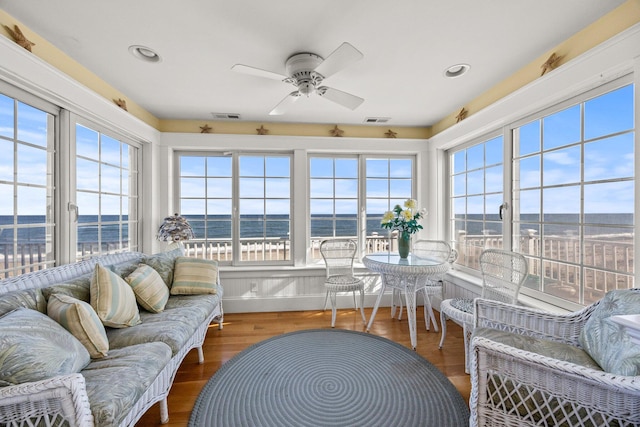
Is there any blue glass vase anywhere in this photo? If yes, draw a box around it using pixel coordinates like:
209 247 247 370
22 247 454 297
398 235 410 259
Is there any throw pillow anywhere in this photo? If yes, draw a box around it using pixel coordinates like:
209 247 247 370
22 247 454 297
142 247 184 287
579 289 640 376
0 308 90 386
171 257 218 295
90 263 141 328
48 294 109 358
0 288 46 317
125 264 170 313
42 275 92 303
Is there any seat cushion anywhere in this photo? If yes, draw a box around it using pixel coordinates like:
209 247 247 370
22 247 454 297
579 289 640 376
0 308 90 386
475 327 602 370
90 263 141 328
82 342 172 427
106 294 219 355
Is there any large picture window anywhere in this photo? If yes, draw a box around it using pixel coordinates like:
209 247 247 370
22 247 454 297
178 153 291 264
448 79 634 308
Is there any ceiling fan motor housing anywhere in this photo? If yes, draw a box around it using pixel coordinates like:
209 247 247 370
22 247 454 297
285 53 324 93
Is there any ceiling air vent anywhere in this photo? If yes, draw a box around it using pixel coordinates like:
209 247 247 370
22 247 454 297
211 112 241 120
364 117 390 123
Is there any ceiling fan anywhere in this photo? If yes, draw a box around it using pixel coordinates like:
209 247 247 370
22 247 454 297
232 42 364 115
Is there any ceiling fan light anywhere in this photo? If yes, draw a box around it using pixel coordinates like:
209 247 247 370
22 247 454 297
444 63 470 78
298 82 315 96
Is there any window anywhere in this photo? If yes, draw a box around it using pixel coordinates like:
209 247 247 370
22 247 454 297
449 136 504 270
512 83 634 306
178 153 291 264
448 79 634 308
75 123 139 260
310 157 358 258
309 155 416 259
365 157 415 253
0 92 56 278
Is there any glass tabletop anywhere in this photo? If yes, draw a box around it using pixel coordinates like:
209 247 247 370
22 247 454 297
364 252 444 267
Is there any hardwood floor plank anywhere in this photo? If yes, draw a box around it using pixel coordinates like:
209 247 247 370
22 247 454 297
136 307 470 426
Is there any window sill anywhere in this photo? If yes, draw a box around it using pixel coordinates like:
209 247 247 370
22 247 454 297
446 270 571 314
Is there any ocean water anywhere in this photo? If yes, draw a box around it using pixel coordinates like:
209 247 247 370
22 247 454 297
0 213 634 244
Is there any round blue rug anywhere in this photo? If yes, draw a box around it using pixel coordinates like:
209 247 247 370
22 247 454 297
189 329 469 426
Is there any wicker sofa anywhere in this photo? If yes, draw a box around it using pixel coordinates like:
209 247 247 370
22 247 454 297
469 292 640 427
0 250 223 427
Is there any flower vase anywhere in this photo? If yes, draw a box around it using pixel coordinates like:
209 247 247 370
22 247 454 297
398 235 410 259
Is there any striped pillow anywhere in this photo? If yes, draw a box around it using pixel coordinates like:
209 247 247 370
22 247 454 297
171 257 218 295
90 263 141 328
48 294 109 359
125 264 170 313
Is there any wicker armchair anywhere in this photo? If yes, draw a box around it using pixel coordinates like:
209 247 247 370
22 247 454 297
391 240 457 331
469 296 640 426
439 249 528 372
320 239 367 328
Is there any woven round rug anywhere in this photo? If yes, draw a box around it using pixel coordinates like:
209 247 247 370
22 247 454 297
189 329 469 426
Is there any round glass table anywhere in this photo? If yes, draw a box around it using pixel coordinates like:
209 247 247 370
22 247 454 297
363 252 451 349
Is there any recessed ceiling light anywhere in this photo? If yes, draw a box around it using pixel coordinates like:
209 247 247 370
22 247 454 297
444 63 470 78
129 45 161 63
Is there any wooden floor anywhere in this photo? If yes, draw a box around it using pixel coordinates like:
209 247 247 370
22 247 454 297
136 306 470 426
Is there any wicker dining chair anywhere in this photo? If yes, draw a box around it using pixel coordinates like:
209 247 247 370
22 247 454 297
320 239 367 328
391 239 457 332
439 248 528 373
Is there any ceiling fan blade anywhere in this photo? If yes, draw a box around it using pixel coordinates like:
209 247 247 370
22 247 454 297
317 86 364 111
269 91 301 115
231 64 288 81
314 42 363 79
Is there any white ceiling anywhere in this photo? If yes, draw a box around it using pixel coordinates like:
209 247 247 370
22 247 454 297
0 1 626 127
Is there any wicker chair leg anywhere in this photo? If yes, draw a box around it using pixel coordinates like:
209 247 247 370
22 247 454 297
359 289 366 324
323 289 329 311
197 346 204 364
160 397 169 424
439 310 447 349
330 291 337 328
462 323 471 374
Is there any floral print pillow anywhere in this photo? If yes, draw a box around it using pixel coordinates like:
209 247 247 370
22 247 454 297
579 289 640 376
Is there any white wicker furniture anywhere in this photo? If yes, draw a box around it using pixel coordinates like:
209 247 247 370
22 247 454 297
439 249 527 372
391 239 457 331
320 239 366 328
364 252 451 349
0 252 223 427
470 296 640 426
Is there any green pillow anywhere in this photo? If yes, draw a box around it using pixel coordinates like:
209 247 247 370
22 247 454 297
48 294 109 359
125 264 170 313
579 289 640 376
171 257 218 295
90 263 141 328
142 247 183 287
0 308 90 386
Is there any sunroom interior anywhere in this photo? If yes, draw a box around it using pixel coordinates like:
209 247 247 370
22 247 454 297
0 0 639 318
